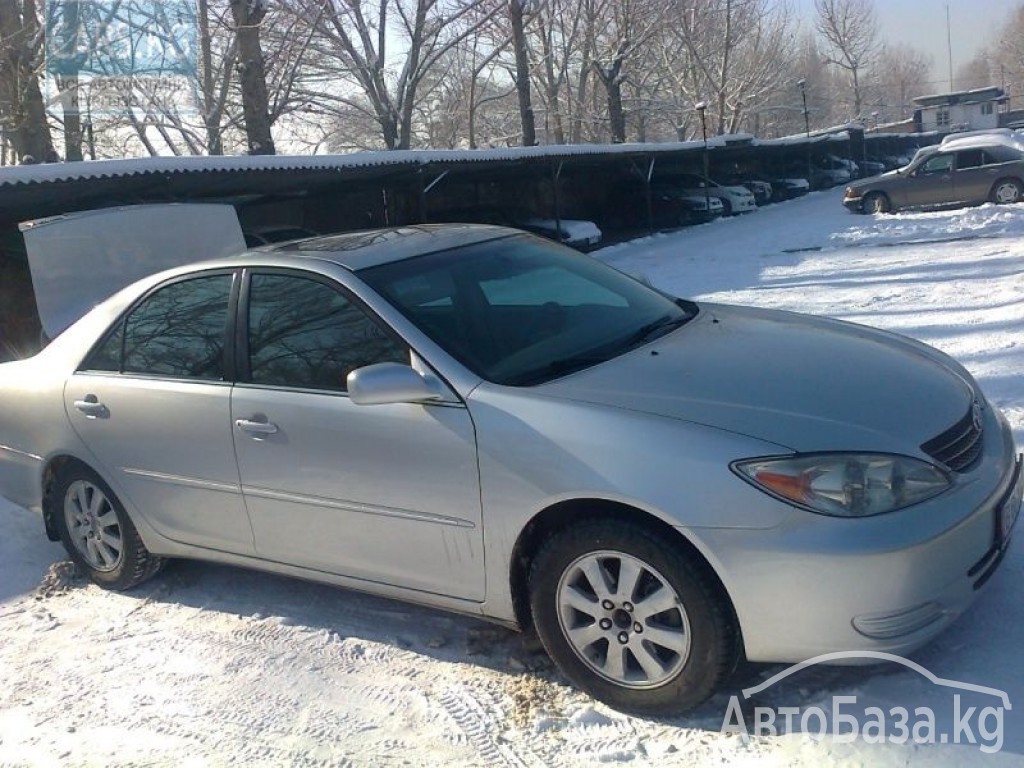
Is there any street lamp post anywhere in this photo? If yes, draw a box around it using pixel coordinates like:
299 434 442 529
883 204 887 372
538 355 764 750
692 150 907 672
797 80 812 185
797 79 810 137
695 101 710 212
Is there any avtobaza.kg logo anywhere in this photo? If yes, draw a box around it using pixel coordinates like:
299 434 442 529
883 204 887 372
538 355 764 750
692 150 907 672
722 651 1010 754
45 0 197 79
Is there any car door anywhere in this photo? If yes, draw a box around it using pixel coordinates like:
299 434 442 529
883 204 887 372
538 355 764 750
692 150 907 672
900 153 955 208
64 270 256 555
230 270 485 600
952 149 1002 203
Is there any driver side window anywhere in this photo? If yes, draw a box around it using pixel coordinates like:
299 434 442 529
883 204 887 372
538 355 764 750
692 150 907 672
246 273 408 392
921 155 953 174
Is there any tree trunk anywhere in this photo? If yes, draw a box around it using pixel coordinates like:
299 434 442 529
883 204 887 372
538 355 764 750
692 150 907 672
198 0 224 155
0 0 54 162
593 60 626 144
230 0 275 154
509 0 536 145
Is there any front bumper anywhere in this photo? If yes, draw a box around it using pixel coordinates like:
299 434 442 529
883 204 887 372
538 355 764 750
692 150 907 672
690 406 1020 664
843 195 864 212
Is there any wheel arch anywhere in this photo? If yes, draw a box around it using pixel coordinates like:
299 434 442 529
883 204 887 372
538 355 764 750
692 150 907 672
990 176 1023 203
863 190 892 214
40 454 88 542
508 498 739 639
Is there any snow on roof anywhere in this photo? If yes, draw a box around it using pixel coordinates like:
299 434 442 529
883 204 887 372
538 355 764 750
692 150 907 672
914 86 1008 107
937 130 1024 154
0 133 858 189
0 143 699 188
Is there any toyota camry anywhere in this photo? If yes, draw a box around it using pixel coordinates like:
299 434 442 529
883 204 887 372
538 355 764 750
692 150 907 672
0 224 1019 715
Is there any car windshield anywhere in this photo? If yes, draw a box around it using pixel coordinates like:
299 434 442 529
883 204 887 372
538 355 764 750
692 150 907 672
360 235 695 386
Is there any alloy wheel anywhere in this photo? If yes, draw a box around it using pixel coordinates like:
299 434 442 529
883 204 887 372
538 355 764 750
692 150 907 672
556 550 691 689
63 479 124 572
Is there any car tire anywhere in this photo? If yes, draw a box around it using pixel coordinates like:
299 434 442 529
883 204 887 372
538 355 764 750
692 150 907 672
990 178 1023 205
719 198 733 216
52 463 163 590
528 518 739 715
863 192 891 214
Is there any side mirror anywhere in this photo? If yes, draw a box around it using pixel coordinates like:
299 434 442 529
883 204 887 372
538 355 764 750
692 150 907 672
347 362 445 406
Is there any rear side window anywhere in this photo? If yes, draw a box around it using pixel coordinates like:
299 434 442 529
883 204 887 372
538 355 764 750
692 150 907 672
956 150 985 169
245 273 408 392
83 274 233 380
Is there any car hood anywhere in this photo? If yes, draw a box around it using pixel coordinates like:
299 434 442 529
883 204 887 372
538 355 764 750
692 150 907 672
776 178 810 189
850 168 901 190
717 185 755 198
536 303 974 454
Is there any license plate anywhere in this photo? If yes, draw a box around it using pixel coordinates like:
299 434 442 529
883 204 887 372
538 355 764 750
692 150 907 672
996 457 1023 547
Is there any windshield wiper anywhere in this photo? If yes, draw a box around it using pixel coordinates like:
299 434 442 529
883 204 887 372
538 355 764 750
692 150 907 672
623 312 690 347
503 353 612 387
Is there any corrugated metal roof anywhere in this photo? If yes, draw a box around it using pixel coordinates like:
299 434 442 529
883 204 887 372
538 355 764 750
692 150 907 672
0 138 778 188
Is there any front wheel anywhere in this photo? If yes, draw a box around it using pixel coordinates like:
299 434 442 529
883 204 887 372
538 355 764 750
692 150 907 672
52 463 163 590
990 178 1023 205
529 519 739 715
863 191 891 214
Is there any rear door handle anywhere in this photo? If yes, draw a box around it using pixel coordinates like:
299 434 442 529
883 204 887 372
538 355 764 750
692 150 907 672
74 395 109 418
235 418 279 436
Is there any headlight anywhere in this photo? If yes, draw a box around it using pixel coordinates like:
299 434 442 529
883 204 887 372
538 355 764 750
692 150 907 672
844 187 856 198
732 454 950 517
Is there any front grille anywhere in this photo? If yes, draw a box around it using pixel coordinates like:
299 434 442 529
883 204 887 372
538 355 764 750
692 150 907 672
921 402 984 472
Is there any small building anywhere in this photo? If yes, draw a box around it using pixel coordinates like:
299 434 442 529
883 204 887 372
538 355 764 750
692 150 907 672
912 86 1009 134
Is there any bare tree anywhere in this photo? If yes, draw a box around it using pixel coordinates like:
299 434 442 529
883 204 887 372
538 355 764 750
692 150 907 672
587 0 668 143
524 0 587 143
955 54 995 92
814 0 880 119
659 0 795 137
507 0 536 144
293 0 494 150
230 0 276 153
996 5 1024 99
0 0 55 162
877 44 931 122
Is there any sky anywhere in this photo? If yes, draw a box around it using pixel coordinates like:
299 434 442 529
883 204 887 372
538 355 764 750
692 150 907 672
794 0 1021 92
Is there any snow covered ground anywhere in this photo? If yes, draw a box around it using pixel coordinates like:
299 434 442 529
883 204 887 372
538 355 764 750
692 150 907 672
2 188 1023 766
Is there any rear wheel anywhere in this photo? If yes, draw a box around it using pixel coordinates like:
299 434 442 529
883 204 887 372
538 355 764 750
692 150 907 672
529 519 739 715
52 464 162 590
990 178 1023 205
863 191 891 214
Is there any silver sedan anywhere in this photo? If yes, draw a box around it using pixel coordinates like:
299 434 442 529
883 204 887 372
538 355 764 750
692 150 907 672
0 225 1020 715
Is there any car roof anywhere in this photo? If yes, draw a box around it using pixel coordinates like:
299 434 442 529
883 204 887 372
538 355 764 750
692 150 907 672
931 132 1024 155
268 223 518 270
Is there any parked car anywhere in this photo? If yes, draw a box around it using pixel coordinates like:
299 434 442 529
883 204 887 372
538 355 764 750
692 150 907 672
667 174 758 215
763 174 811 201
648 182 726 224
437 206 602 251
843 133 1024 214
602 184 723 230
719 174 774 206
806 156 854 189
243 225 319 247
857 158 887 178
2 224 1019 716
515 214 602 251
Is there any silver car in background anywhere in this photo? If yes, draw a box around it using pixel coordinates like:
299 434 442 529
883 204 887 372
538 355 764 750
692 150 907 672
0 225 1019 715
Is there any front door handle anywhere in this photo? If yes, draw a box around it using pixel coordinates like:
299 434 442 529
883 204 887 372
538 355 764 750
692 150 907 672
74 395 109 418
235 418 279 436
